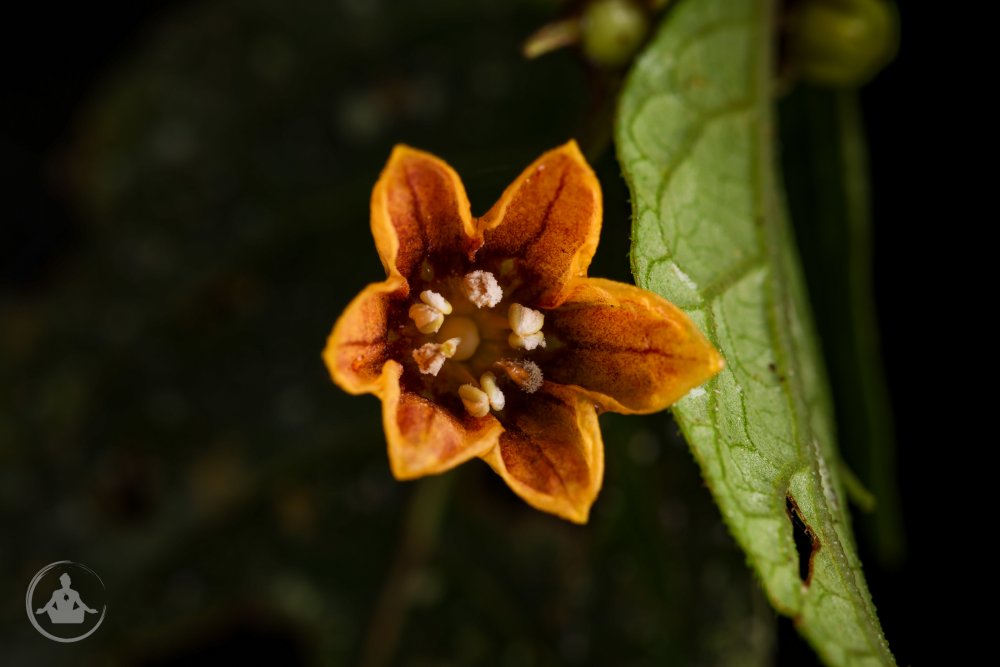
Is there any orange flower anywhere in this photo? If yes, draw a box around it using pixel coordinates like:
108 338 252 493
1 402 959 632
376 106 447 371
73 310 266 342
323 141 723 523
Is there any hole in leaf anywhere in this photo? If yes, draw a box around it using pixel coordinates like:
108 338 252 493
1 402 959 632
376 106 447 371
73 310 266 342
786 494 820 586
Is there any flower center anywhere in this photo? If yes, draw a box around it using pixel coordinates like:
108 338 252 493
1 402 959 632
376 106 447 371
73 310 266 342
406 269 548 418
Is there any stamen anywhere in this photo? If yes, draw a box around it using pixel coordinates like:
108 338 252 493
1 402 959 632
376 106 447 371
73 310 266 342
508 303 544 336
412 338 460 376
439 338 460 357
437 316 480 361
409 303 444 334
508 331 546 351
459 384 490 418
495 358 544 393
420 290 453 315
462 270 503 308
479 371 505 411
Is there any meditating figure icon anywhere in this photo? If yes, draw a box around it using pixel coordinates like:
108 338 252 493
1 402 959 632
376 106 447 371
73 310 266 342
34 573 98 624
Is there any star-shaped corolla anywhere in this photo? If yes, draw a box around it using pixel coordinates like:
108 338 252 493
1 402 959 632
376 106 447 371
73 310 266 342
324 141 723 523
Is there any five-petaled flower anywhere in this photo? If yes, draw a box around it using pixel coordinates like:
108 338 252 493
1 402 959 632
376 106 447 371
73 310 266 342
323 141 723 523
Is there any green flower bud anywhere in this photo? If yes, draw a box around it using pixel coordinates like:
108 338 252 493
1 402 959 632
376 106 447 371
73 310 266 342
787 0 899 87
581 0 650 69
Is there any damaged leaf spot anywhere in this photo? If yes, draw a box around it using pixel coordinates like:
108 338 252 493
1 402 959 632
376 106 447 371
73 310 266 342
786 494 820 587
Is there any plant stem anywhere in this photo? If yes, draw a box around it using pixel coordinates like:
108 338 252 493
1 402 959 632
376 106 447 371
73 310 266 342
358 472 455 667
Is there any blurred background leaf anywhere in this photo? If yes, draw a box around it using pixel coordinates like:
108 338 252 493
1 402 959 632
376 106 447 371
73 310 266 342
779 86 904 567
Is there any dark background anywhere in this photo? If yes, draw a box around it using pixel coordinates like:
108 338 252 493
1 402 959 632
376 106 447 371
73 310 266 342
2 1 927 665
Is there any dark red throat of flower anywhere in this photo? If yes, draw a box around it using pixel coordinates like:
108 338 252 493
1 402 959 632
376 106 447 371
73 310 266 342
389 257 549 422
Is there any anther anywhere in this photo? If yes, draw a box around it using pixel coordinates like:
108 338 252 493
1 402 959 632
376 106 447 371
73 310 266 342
409 290 453 334
420 290 452 315
439 338 460 357
409 303 444 334
412 338 460 376
459 384 490 418
462 270 503 309
508 303 544 335
479 371 505 411
508 303 545 349
508 331 546 351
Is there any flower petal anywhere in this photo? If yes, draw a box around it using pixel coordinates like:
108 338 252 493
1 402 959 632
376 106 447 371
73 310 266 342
543 278 724 414
482 383 604 524
372 145 480 280
381 361 504 479
477 140 601 308
323 276 407 395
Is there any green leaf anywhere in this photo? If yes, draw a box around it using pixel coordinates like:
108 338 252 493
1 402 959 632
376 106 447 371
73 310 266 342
614 0 896 665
